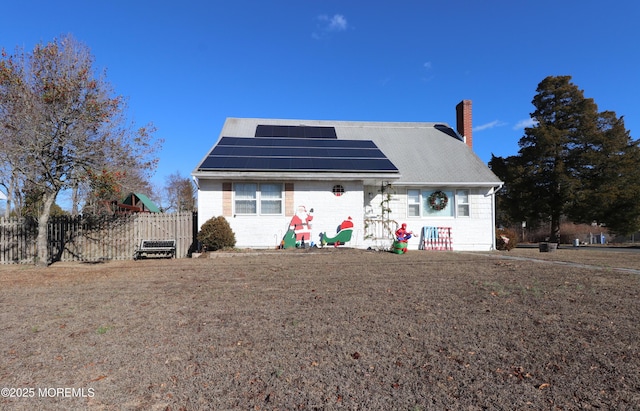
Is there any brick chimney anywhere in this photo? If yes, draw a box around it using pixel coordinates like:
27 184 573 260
456 100 472 149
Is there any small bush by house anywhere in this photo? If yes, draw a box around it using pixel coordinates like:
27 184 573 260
197 216 236 251
496 228 518 251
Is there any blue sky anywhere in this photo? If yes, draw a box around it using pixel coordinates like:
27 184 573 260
2 0 639 204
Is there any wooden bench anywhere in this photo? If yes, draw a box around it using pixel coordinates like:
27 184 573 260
134 239 176 260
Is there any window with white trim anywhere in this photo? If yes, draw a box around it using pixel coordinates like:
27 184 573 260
456 189 470 217
423 190 454 217
234 183 283 215
260 183 283 214
406 189 465 218
407 189 420 217
234 183 257 214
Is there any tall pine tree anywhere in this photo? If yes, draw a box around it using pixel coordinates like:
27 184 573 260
569 111 640 235
490 75 640 241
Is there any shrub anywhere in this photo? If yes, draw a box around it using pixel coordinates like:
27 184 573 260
197 216 236 251
496 228 518 251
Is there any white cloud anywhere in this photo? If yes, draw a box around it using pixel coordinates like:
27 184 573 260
313 14 348 39
423 61 432 70
473 120 507 132
327 14 347 31
513 118 538 130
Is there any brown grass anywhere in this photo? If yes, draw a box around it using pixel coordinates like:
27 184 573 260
1 248 639 410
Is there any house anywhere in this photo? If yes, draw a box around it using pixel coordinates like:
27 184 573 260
192 101 503 251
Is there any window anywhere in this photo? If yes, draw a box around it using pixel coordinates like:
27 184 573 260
456 190 470 217
407 189 420 217
234 183 283 215
260 183 283 214
406 189 466 218
235 183 257 214
332 185 345 196
423 190 454 217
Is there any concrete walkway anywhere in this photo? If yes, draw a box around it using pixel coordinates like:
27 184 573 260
471 251 640 276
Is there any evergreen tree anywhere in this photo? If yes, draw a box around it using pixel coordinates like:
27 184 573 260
488 154 527 227
490 75 640 240
569 111 640 235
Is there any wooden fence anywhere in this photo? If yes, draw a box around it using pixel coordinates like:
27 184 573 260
0 212 196 264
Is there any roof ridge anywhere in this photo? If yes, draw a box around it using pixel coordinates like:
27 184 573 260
226 117 448 128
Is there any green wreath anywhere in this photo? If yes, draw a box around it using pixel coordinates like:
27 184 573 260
428 190 448 211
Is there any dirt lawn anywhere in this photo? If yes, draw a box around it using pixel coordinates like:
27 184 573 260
1 248 639 410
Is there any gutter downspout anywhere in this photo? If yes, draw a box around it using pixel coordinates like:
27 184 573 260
487 184 504 250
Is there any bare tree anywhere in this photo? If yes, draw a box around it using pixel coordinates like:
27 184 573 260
0 36 162 265
0 169 18 218
164 171 196 212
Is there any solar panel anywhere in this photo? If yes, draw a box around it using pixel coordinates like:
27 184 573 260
221 136 376 148
198 137 398 173
255 125 338 139
434 124 462 140
199 156 398 172
211 145 387 159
